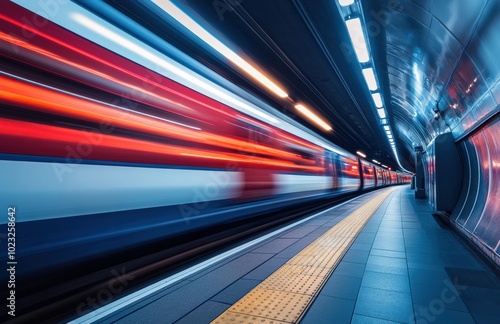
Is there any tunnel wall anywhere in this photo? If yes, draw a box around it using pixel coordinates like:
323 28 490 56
450 115 500 268
429 0 500 268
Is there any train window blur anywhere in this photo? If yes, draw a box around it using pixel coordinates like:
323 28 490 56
363 164 374 179
390 172 397 183
376 168 384 184
341 157 359 178
290 149 319 166
362 162 375 188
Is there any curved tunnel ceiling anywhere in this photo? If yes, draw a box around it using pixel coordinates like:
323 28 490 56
368 0 499 161
97 0 499 173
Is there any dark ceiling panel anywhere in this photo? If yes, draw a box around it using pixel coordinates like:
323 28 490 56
465 0 500 88
431 0 487 46
385 11 429 61
423 18 463 90
411 0 432 12
397 0 433 27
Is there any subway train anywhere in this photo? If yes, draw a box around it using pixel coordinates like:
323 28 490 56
0 1 411 279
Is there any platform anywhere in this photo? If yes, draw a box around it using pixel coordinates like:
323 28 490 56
77 186 500 324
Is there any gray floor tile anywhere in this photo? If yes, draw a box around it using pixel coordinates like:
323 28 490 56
354 287 413 323
406 252 441 263
351 242 373 251
365 262 408 275
376 232 404 239
402 222 422 229
411 284 468 312
251 238 298 253
372 242 406 252
280 225 320 239
412 304 475 324
342 249 370 264
351 314 402 323
374 237 405 244
333 261 366 278
407 261 445 272
301 295 355 324
242 257 288 280
466 300 500 324
370 249 406 259
320 274 362 300
356 235 377 244
175 301 229 324
408 268 451 288
444 267 500 289
361 271 410 293
274 236 317 258
211 279 260 304
458 286 500 302
367 255 407 268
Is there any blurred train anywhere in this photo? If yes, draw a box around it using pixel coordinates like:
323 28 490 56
0 1 410 278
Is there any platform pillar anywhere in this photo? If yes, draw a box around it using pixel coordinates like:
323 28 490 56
414 146 426 199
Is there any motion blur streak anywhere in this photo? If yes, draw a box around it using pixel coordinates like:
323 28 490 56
0 118 323 172
70 12 280 124
0 74 310 161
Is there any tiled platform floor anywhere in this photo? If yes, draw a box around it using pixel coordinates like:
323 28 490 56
102 187 500 323
302 187 500 324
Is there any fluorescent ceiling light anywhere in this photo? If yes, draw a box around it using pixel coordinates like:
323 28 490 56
372 159 380 164
362 67 377 91
384 125 390 131
356 151 366 158
151 0 288 98
388 135 393 139
345 17 370 63
381 164 387 168
377 108 386 119
295 104 332 131
339 0 355 6
372 92 383 108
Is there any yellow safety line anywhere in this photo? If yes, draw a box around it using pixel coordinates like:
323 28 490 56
212 187 398 324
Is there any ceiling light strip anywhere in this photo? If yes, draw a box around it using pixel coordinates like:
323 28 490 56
151 0 288 98
295 104 333 131
356 151 366 158
345 17 369 63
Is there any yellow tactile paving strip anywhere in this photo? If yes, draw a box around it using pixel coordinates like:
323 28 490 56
212 187 398 324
